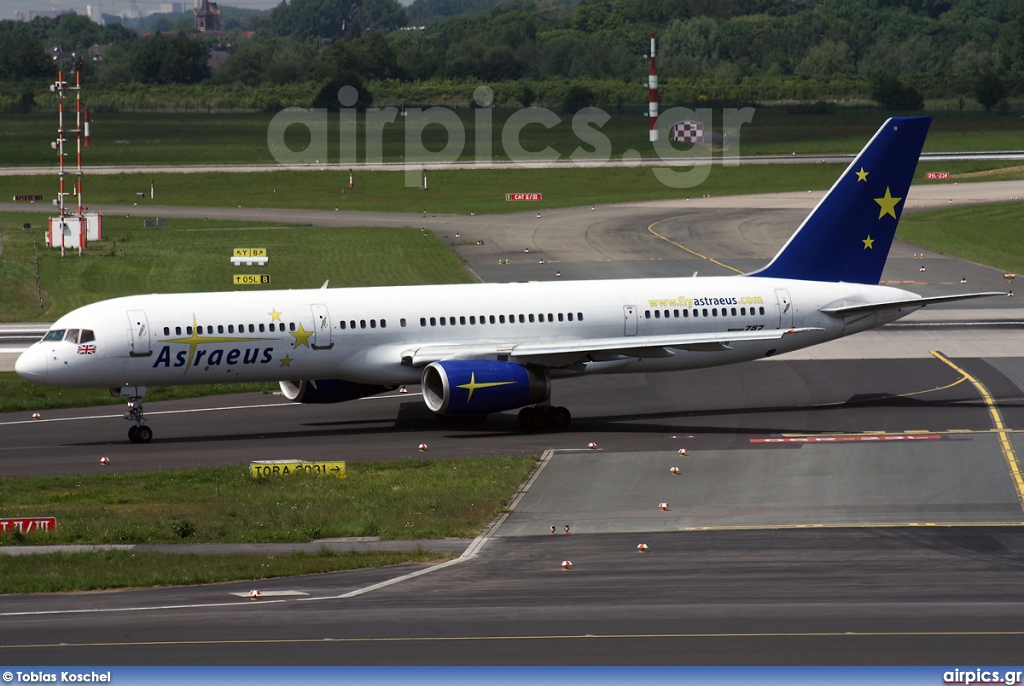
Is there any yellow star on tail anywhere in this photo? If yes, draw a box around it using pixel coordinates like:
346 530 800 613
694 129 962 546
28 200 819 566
875 187 902 219
863 235 874 249
856 168 869 182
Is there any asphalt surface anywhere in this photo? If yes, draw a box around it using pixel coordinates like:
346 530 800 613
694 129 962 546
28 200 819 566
2 182 1024 664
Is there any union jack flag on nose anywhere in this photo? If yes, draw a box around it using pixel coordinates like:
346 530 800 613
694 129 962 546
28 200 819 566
77 344 96 355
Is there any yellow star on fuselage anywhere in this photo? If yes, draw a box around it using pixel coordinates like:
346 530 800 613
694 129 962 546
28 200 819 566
160 314 269 374
875 187 902 219
863 235 874 249
856 168 869 182
290 322 313 348
280 355 292 367
457 372 516 403
269 309 282 321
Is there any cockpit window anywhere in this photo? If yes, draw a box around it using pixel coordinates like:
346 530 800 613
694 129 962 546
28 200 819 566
80 330 95 343
42 330 65 342
65 329 81 344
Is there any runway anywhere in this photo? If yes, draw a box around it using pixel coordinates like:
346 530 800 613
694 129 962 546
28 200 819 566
2 183 1023 664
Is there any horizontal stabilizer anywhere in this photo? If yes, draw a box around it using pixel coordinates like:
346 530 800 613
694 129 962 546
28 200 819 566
819 292 1004 316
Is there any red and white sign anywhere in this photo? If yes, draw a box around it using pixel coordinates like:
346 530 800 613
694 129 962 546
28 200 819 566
0 517 57 533
671 120 704 143
505 193 543 201
12 195 43 202
926 172 950 180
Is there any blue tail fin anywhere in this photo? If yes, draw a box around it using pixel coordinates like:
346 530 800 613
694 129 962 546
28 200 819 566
750 116 930 285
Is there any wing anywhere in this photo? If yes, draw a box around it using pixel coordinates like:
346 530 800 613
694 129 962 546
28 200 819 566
401 327 823 369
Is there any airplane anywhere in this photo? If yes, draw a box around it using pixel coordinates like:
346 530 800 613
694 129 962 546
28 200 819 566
15 116 1000 443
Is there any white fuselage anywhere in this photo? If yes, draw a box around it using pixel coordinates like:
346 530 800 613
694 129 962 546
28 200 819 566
17 276 921 390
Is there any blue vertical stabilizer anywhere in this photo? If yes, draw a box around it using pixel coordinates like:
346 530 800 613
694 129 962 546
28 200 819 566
750 116 931 284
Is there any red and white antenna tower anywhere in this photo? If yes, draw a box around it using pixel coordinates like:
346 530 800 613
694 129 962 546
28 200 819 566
648 32 659 143
50 59 86 257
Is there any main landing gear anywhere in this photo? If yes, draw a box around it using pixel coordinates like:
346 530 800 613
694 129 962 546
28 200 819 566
122 393 153 443
517 405 571 432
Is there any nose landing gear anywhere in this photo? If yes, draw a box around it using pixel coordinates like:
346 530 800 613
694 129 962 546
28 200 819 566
114 386 152 443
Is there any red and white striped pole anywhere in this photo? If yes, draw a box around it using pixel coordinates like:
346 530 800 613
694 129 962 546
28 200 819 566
84 107 91 148
648 32 658 143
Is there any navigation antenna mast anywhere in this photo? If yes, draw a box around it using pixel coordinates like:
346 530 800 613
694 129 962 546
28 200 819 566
50 58 85 257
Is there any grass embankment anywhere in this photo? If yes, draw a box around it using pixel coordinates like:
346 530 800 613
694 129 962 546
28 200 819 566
0 215 475 321
0 457 536 593
3 159 1020 218
0 549 455 595
1 109 1021 167
898 201 1024 275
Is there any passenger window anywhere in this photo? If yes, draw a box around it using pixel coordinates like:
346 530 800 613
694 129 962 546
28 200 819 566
759 306 765 315
247 324 254 333
712 309 718 317
653 311 659 319
529 314 535 323
188 326 194 335
176 326 182 335
420 318 426 327
370 320 376 329
349 321 356 329
518 314 525 323
460 316 466 325
489 315 495 324
360 320 366 329
702 309 708 317
163 327 169 336
430 317 436 326
567 313 573 322
258 324 264 332
578 313 584 321
381 320 387 328
731 308 737 316
558 313 564 322
499 315 505 324
290 323 296 331
449 317 455 326
439 318 446 326
740 307 746 316
548 314 553 322
683 310 689 318
340 321 346 330
401 319 406 327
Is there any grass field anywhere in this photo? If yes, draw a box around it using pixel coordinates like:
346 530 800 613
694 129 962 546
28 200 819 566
1 109 1021 167
2 158 1020 218
0 457 537 544
898 201 1024 275
0 214 475 322
0 549 455 594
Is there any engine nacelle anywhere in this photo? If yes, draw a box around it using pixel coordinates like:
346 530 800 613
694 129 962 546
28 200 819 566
279 379 391 404
421 360 550 416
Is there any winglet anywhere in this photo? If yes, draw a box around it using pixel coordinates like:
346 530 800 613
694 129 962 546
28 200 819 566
750 117 931 285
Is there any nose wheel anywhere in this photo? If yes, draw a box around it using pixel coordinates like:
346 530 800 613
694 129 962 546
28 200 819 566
124 397 152 443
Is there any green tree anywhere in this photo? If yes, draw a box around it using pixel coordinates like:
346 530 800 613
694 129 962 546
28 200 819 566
870 73 924 110
130 33 210 84
0 33 49 80
973 71 1007 111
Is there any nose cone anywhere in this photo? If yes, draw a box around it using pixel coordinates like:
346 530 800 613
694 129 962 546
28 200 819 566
15 345 47 383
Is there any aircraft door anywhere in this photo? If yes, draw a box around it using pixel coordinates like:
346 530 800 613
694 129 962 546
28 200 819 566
624 305 638 336
775 289 793 328
126 309 152 357
310 304 333 349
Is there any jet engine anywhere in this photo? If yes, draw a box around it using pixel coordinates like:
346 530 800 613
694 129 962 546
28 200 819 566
421 360 550 416
279 379 391 404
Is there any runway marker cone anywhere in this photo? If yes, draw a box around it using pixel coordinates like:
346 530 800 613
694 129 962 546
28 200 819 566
31 412 41 420
524 248 530 253
670 466 679 475
678 448 687 456
100 457 110 466
399 386 408 394
637 543 648 553
248 589 261 600
550 525 556 535
659 502 669 511
561 560 572 570
348 169 354 188
587 442 597 450
418 443 428 452
564 525 571 535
